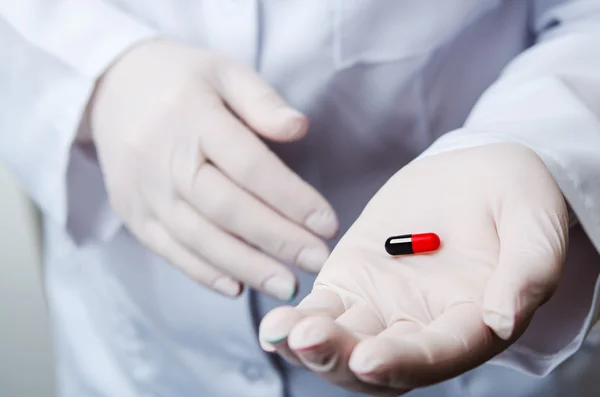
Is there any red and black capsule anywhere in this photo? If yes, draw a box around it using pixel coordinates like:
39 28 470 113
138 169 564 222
385 233 440 256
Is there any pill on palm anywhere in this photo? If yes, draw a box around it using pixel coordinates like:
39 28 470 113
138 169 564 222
385 233 440 255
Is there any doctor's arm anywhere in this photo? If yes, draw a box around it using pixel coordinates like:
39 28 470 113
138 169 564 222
419 0 600 375
0 0 156 242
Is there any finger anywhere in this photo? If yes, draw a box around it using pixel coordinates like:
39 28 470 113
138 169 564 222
259 306 306 367
287 316 405 396
335 303 386 337
259 338 276 353
133 218 242 297
287 304 385 372
289 316 357 375
215 60 308 141
296 287 347 318
260 306 305 345
163 200 298 301
258 288 345 360
176 164 330 273
259 288 345 348
371 319 422 339
197 106 338 238
483 207 567 339
349 302 498 389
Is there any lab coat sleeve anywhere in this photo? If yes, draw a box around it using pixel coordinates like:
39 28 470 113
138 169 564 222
418 0 600 376
0 1 156 244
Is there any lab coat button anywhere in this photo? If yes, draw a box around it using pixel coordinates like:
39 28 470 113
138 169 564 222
241 363 266 382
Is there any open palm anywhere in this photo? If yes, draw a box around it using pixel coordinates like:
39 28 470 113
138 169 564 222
259 143 568 396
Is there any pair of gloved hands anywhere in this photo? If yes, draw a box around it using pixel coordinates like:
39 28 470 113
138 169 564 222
87 40 568 396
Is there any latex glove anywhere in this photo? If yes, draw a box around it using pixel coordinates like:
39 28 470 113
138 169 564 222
259 143 568 396
89 40 338 300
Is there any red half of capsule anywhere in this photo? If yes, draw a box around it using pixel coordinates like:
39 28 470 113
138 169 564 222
411 233 441 253
385 233 441 256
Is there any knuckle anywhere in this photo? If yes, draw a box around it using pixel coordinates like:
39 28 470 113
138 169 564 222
254 87 284 109
200 52 228 72
267 235 297 260
171 201 207 245
229 151 264 182
190 162 213 191
202 191 237 225
105 180 145 223
159 84 194 113
208 246 238 273
192 53 221 77
121 128 149 159
141 220 170 255
156 72 218 115
176 254 212 284
193 90 223 112
215 58 251 86
525 277 556 305
176 160 208 200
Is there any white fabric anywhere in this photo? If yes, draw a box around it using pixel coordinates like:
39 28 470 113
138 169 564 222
0 1 599 396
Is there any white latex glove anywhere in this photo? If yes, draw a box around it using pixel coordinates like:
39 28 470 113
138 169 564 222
88 40 338 300
259 143 568 396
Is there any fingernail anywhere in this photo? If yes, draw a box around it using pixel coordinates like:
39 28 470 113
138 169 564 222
278 108 307 138
305 209 338 238
301 350 338 372
288 327 327 351
265 334 288 344
296 246 329 273
260 320 291 345
483 311 514 340
213 277 241 297
348 354 382 374
259 339 277 353
262 274 297 301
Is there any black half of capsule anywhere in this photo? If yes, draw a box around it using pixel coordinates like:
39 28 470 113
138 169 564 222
385 234 413 255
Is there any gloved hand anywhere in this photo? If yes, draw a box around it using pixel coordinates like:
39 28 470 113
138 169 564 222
259 143 568 396
88 40 338 300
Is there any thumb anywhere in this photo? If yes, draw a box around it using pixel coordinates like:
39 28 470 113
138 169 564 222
215 59 308 142
482 207 567 340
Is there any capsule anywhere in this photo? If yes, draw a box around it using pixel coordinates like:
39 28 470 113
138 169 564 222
385 233 440 255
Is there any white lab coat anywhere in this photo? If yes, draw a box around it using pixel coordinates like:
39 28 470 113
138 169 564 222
1 1 600 396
